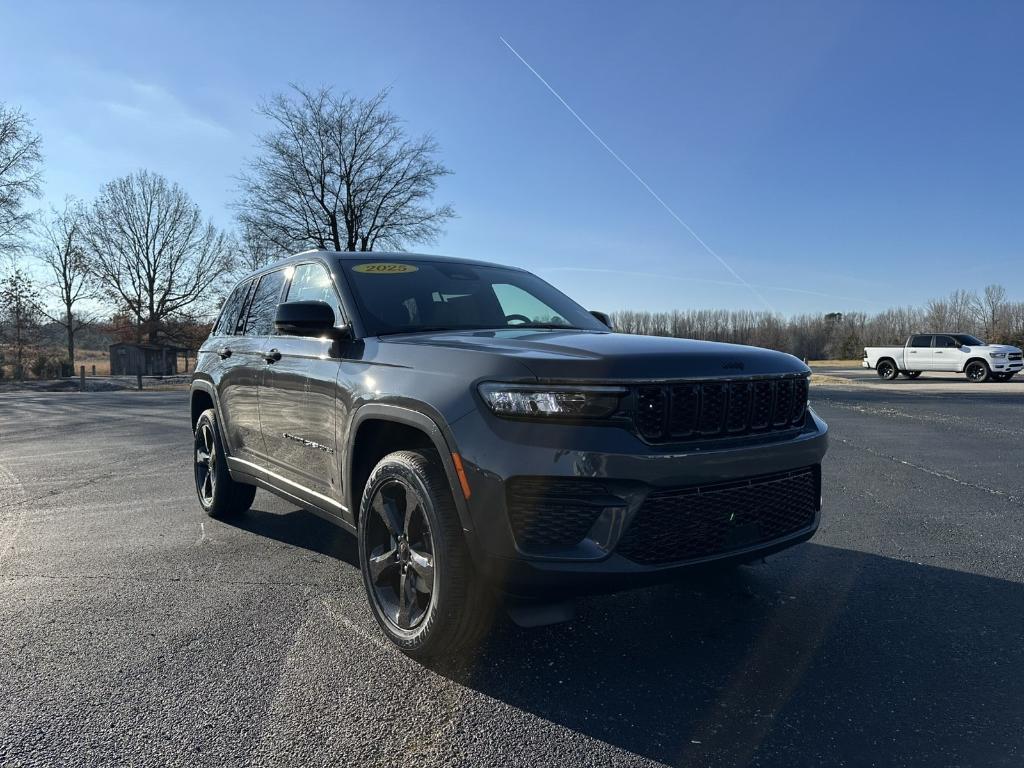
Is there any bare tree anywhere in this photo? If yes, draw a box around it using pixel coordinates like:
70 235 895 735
977 284 1007 341
235 86 455 254
233 218 286 274
85 170 231 343
0 257 44 379
0 104 43 253
36 198 95 365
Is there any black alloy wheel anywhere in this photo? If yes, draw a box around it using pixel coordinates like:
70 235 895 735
904 371 922 379
195 420 218 507
364 477 436 631
357 450 493 658
965 360 990 383
876 360 898 380
193 409 256 518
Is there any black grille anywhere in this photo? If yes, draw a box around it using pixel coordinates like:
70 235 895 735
633 376 809 442
506 478 615 549
616 467 819 565
1009 353 1022 361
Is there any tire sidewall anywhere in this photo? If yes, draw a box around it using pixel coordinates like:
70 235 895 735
877 361 897 380
357 454 450 652
966 361 990 382
194 409 238 516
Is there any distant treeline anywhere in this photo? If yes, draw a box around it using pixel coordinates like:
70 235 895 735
610 286 1024 360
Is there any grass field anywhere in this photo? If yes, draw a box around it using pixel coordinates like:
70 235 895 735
807 359 862 368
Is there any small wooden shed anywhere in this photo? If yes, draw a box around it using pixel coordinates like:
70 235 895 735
109 343 184 376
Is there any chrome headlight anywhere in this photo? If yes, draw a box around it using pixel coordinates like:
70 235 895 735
478 383 626 419
990 352 1007 359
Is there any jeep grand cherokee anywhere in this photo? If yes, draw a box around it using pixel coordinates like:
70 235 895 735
190 251 828 657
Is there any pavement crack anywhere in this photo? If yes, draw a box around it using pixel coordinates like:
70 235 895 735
834 436 1024 507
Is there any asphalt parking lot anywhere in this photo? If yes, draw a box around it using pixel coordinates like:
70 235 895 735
1 383 1022 767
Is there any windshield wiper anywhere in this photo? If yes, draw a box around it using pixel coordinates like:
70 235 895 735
508 323 585 330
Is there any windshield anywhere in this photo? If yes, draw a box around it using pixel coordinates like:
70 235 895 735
954 334 986 346
341 259 608 336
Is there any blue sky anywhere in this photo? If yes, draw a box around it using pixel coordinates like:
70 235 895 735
2 1 1022 315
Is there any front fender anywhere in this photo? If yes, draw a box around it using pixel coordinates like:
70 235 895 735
345 402 474 534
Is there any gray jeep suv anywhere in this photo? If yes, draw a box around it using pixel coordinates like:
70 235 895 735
190 251 828 657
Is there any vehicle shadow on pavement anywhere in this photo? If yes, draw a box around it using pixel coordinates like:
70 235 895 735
432 543 1024 767
227 506 360 566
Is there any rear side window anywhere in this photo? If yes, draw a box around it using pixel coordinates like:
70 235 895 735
909 335 932 348
214 281 250 336
244 270 286 336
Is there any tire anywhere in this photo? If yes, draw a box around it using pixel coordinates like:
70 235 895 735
194 408 256 518
903 371 922 379
358 450 492 659
964 360 991 383
876 359 898 380
993 372 1014 381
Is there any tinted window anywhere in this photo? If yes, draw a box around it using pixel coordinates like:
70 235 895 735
214 281 250 336
286 262 343 323
244 270 286 336
954 334 985 346
342 259 607 336
934 335 958 348
910 335 933 348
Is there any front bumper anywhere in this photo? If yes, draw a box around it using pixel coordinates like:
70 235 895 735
449 406 829 595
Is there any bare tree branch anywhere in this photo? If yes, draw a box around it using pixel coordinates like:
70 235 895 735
233 86 455 254
84 170 232 343
0 104 43 253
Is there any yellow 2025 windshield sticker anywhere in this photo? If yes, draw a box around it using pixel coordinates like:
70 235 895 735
352 263 419 274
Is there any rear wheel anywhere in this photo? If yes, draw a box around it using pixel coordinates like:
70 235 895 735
876 359 898 380
358 450 493 659
902 371 922 379
194 409 256 518
965 360 991 383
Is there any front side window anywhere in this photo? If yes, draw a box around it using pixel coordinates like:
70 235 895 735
934 335 958 348
910 335 933 348
342 259 607 336
244 269 286 336
953 334 985 346
286 262 344 323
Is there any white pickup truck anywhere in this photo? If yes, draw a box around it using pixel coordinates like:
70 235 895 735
863 333 1022 382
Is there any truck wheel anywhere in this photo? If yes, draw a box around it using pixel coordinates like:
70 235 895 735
965 361 991 383
993 372 1014 381
876 360 898 380
194 409 256 518
901 371 922 379
358 450 492 659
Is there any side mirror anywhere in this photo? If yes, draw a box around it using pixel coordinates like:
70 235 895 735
590 310 612 329
274 301 347 338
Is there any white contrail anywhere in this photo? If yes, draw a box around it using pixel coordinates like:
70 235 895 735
499 35 776 313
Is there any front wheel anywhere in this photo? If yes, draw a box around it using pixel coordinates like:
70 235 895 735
992 372 1015 381
358 450 493 659
965 361 991 383
194 409 256 517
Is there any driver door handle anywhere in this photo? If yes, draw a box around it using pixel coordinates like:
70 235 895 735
263 348 282 363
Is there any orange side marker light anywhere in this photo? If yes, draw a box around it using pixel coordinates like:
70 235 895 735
451 452 472 499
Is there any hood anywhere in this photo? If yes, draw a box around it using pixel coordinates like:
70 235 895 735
380 329 808 381
969 344 1021 354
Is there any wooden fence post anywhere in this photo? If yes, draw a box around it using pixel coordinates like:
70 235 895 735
80 365 85 392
